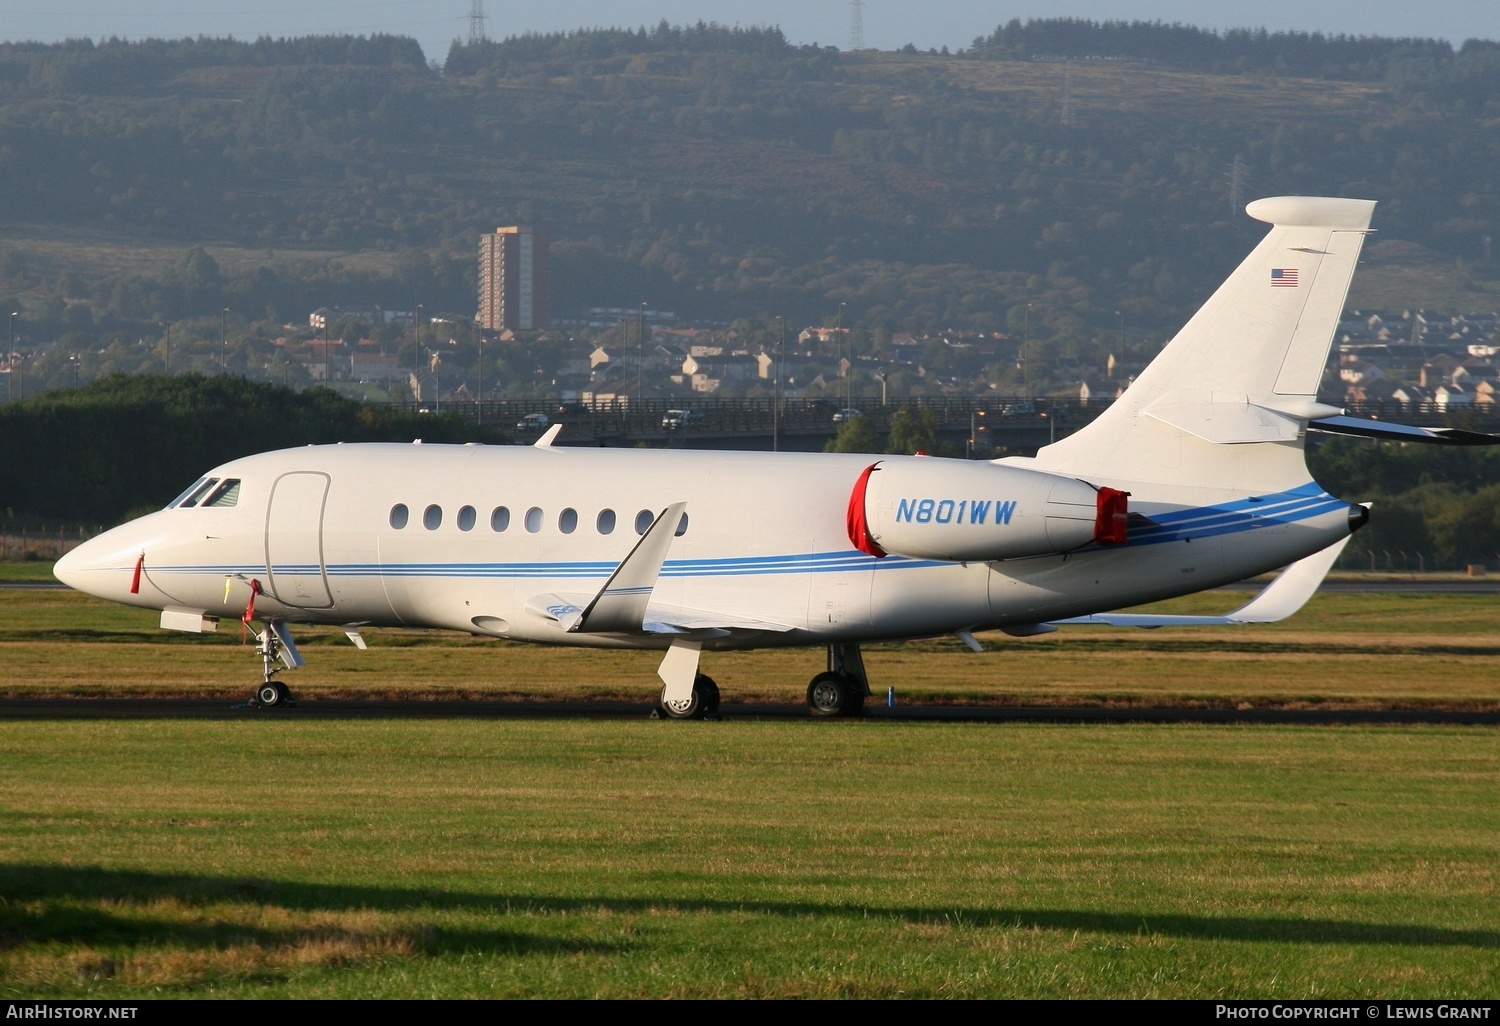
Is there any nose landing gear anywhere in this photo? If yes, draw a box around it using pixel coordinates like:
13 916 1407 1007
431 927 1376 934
249 620 305 708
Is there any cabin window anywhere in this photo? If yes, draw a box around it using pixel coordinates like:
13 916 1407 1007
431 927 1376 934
525 506 543 533
634 509 654 535
176 478 219 509
490 506 510 532
457 505 476 532
423 504 442 530
389 504 409 529
559 508 578 534
675 513 689 537
203 479 241 508
597 509 616 535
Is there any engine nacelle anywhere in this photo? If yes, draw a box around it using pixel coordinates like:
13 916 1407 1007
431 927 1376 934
847 458 1126 562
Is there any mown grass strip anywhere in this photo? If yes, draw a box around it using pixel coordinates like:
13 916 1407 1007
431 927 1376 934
0 720 1495 998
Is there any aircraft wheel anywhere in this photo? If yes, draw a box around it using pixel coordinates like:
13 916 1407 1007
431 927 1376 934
658 684 704 720
256 682 283 708
807 671 855 718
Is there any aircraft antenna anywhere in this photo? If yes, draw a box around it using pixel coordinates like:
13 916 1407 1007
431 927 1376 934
848 1 865 52
468 0 489 45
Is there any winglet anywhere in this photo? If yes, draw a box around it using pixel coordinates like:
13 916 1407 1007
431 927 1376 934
534 424 563 448
568 502 687 633
1053 532 1353 628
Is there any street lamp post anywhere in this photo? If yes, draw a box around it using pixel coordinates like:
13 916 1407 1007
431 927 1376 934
1022 302 1032 396
637 302 646 399
839 301 848 411
323 321 330 389
69 354 79 390
773 316 784 453
415 304 424 373
7 312 14 402
160 322 171 374
220 308 229 373
476 333 484 427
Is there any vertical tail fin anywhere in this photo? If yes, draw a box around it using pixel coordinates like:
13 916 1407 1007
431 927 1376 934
1030 197 1376 491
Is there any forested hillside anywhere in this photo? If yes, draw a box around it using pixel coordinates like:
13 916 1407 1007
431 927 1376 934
0 375 481 523
0 19 1497 359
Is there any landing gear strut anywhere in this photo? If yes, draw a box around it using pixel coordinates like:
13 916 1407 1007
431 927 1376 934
249 619 303 708
807 643 870 718
656 672 720 720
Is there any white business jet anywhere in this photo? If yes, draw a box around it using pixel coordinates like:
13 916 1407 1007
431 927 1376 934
57 197 1410 717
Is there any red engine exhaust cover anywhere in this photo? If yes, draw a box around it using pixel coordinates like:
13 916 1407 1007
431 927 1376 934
1094 487 1131 546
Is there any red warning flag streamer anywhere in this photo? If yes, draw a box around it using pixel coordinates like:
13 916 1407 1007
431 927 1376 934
845 462 887 558
240 579 262 643
130 553 144 594
1094 487 1131 546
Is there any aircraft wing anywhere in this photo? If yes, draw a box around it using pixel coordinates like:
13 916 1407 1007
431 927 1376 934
1051 533 1352 628
521 500 797 637
524 592 795 637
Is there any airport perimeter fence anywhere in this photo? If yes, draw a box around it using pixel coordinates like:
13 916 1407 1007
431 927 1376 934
1 526 98 562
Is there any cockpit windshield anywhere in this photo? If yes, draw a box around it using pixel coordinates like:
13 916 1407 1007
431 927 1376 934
166 477 241 509
203 479 241 507
167 478 214 509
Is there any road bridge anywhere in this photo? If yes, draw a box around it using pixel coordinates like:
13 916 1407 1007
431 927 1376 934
388 397 1499 453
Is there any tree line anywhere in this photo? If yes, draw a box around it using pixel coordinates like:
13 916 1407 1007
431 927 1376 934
0 25 1497 372
0 375 484 524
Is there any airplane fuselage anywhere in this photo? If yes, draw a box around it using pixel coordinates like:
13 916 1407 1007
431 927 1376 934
58 441 1358 652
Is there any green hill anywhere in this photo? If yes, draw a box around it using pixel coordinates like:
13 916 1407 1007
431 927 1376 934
0 22 1497 347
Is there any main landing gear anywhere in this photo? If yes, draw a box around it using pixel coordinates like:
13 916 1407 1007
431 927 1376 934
656 673 720 720
806 642 871 718
649 640 872 720
249 619 304 709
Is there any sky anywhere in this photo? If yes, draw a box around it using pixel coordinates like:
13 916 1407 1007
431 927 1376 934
2 1 1497 66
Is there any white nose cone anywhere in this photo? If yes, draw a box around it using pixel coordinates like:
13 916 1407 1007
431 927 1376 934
52 541 89 592
52 528 142 602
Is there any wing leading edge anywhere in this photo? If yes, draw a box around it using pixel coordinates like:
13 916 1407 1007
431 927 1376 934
1051 532 1353 629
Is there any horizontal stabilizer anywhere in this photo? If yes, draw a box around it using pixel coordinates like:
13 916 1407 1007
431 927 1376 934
1310 415 1500 446
1053 533 1352 628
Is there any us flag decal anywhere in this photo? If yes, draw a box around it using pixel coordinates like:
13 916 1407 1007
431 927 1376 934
1271 267 1299 287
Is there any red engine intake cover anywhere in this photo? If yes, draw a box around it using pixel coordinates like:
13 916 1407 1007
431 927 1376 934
846 462 887 558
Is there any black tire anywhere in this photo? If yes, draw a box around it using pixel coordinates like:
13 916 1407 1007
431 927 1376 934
695 673 720 712
256 682 282 707
807 671 853 718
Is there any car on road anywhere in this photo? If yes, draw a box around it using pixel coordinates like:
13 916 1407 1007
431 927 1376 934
515 412 550 432
832 408 862 423
661 409 704 430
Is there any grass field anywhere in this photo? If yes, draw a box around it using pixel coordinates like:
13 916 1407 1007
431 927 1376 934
0 720 1495 998
1 567 1497 997
2 569 1497 709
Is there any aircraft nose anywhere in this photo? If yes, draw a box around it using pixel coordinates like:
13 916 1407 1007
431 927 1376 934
53 530 136 599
